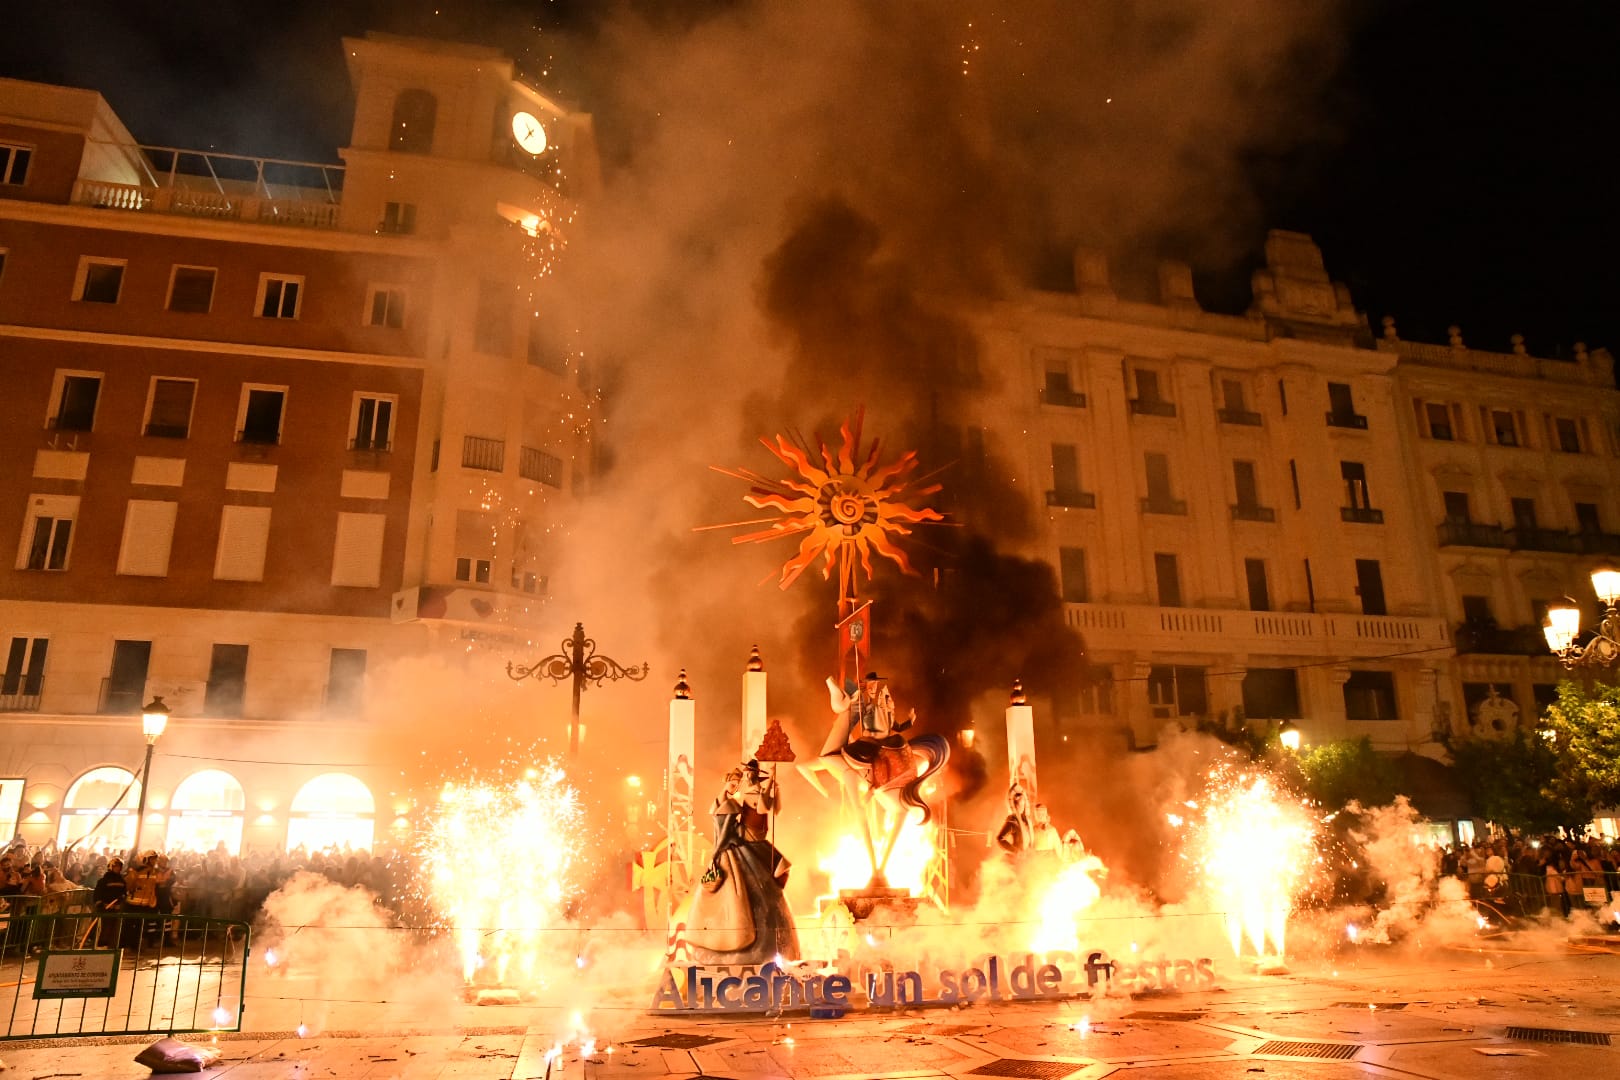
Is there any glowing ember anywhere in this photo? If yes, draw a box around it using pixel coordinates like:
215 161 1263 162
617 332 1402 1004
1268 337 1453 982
1030 852 1108 953
418 761 585 986
1189 771 1317 959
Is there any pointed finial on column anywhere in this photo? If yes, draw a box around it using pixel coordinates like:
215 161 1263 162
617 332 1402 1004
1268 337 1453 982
1381 314 1398 342
747 645 764 672
1010 679 1026 706
673 669 691 700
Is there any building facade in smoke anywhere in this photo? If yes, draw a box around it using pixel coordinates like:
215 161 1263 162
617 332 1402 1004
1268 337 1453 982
980 231 1618 754
0 34 599 853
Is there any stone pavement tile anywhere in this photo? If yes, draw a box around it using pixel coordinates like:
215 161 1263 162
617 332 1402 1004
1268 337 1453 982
984 1018 1233 1061
1374 1037 1617 1080
693 1029 976 1078
1096 1062 1363 1079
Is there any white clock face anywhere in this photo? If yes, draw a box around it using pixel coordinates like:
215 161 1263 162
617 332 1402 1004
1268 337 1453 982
511 111 548 156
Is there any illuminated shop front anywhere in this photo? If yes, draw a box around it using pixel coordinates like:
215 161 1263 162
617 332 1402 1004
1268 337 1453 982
166 769 246 855
286 772 375 853
57 766 141 852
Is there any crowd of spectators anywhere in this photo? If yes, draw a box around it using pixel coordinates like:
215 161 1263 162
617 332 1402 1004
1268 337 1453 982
1443 834 1620 917
0 840 404 924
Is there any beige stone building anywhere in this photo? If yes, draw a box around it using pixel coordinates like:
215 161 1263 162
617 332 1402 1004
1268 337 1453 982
0 34 597 853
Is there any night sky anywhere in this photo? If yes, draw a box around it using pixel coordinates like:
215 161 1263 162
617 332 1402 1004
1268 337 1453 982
4 0 1617 358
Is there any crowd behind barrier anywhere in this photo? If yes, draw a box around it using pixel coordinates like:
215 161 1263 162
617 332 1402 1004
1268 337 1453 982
1441 834 1620 919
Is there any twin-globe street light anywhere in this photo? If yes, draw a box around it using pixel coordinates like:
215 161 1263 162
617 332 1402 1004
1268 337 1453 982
128 696 169 859
1542 568 1620 669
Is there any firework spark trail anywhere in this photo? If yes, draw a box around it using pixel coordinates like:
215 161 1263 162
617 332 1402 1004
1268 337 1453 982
417 761 586 987
1185 770 1318 960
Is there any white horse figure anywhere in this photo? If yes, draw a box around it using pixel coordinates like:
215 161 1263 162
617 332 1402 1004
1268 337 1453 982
798 677 949 886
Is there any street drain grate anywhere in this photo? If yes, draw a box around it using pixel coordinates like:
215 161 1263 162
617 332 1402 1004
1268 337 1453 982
1505 1027 1612 1046
1254 1040 1362 1060
1124 1010 1206 1021
1333 1001 1408 1010
968 1059 1086 1078
625 1033 729 1049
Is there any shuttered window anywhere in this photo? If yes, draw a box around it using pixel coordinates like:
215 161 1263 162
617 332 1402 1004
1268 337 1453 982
214 506 271 581
116 500 178 576
331 513 385 587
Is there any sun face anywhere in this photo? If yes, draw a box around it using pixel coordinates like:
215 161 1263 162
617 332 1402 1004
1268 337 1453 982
711 410 945 607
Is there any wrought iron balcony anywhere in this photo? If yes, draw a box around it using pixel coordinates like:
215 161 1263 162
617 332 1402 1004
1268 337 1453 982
1038 386 1088 408
1454 621 1551 657
98 678 144 715
348 435 392 452
1340 506 1385 524
1326 410 1369 430
1129 398 1177 418
1141 496 1188 516
1577 530 1620 556
0 691 41 712
1436 520 1509 548
462 435 506 472
1217 407 1263 426
1046 489 1096 509
1508 527 1580 553
1231 503 1276 523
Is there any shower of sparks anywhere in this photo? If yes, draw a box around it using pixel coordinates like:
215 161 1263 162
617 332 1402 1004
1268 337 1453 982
1030 848 1109 954
1182 770 1318 959
711 409 946 605
417 760 585 987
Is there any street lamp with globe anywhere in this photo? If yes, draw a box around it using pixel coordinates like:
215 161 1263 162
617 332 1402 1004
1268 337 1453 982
129 696 169 859
1543 567 1620 668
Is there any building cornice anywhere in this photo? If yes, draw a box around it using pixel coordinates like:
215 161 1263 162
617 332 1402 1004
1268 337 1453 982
0 322 427 370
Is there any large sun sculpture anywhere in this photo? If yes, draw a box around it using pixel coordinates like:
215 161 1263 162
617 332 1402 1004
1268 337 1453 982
712 410 946 612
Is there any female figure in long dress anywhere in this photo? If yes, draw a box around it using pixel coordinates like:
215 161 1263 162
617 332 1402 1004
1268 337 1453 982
685 761 800 965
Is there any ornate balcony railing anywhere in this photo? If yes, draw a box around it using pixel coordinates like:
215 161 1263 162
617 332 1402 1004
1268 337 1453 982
1216 407 1263 426
1129 398 1177 418
1509 527 1579 554
70 143 343 231
1437 520 1510 548
1326 410 1369 430
1341 506 1385 525
1046 489 1096 509
1231 503 1276 523
1065 601 1450 659
462 436 506 472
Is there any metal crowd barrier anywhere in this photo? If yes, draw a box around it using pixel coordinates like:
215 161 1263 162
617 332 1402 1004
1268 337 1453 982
1454 871 1618 918
0 911 249 1040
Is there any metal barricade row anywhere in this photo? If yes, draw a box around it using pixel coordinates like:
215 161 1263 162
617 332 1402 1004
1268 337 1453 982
0 912 249 1040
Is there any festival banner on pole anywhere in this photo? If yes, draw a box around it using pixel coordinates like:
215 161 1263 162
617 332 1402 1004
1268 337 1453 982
836 601 872 685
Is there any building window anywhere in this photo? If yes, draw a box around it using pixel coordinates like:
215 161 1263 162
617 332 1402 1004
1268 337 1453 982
47 371 102 432
1154 552 1182 607
327 648 367 713
365 285 406 328
1241 667 1301 720
0 144 32 185
18 495 77 571
1343 670 1398 721
1046 443 1092 507
1148 665 1207 718
115 499 178 577
102 640 151 715
1554 416 1583 454
1461 594 1494 624
1576 501 1603 534
1058 546 1088 603
527 319 570 374
214 505 271 581
1355 558 1387 616
256 274 303 319
73 258 126 304
1129 367 1175 416
1418 401 1457 441
144 377 197 438
1510 497 1537 530
455 557 493 584
331 513 386 588
1245 558 1270 611
1343 461 1369 505
0 248 10 283
474 278 513 355
1487 408 1521 447
1233 460 1262 511
510 568 545 594
389 89 437 154
1039 349 1085 407
167 266 217 313
1325 381 1366 428
204 644 248 717
1442 490 1471 522
350 394 395 452
1 637 48 704
237 385 286 444
519 446 564 486
380 201 417 235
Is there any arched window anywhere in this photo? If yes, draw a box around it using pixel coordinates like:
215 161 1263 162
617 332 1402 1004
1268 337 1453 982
389 89 437 154
58 766 141 852
287 773 375 854
167 769 246 855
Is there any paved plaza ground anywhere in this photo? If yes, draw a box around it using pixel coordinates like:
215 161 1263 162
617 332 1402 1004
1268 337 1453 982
3 936 1618 1078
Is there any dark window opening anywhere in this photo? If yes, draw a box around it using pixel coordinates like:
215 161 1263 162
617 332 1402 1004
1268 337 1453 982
53 375 100 431
205 643 248 717
145 378 195 438
168 267 216 313
80 262 123 304
1344 670 1398 721
1059 547 1088 603
1245 558 1270 612
240 389 285 444
390 89 438 154
1355 558 1387 616
327 648 367 713
1241 668 1301 720
1154 552 1182 607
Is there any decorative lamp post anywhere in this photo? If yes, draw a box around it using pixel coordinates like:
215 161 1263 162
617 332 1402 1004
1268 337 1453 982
1544 567 1620 668
507 622 648 757
1278 719 1301 753
129 696 169 858
957 717 976 750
